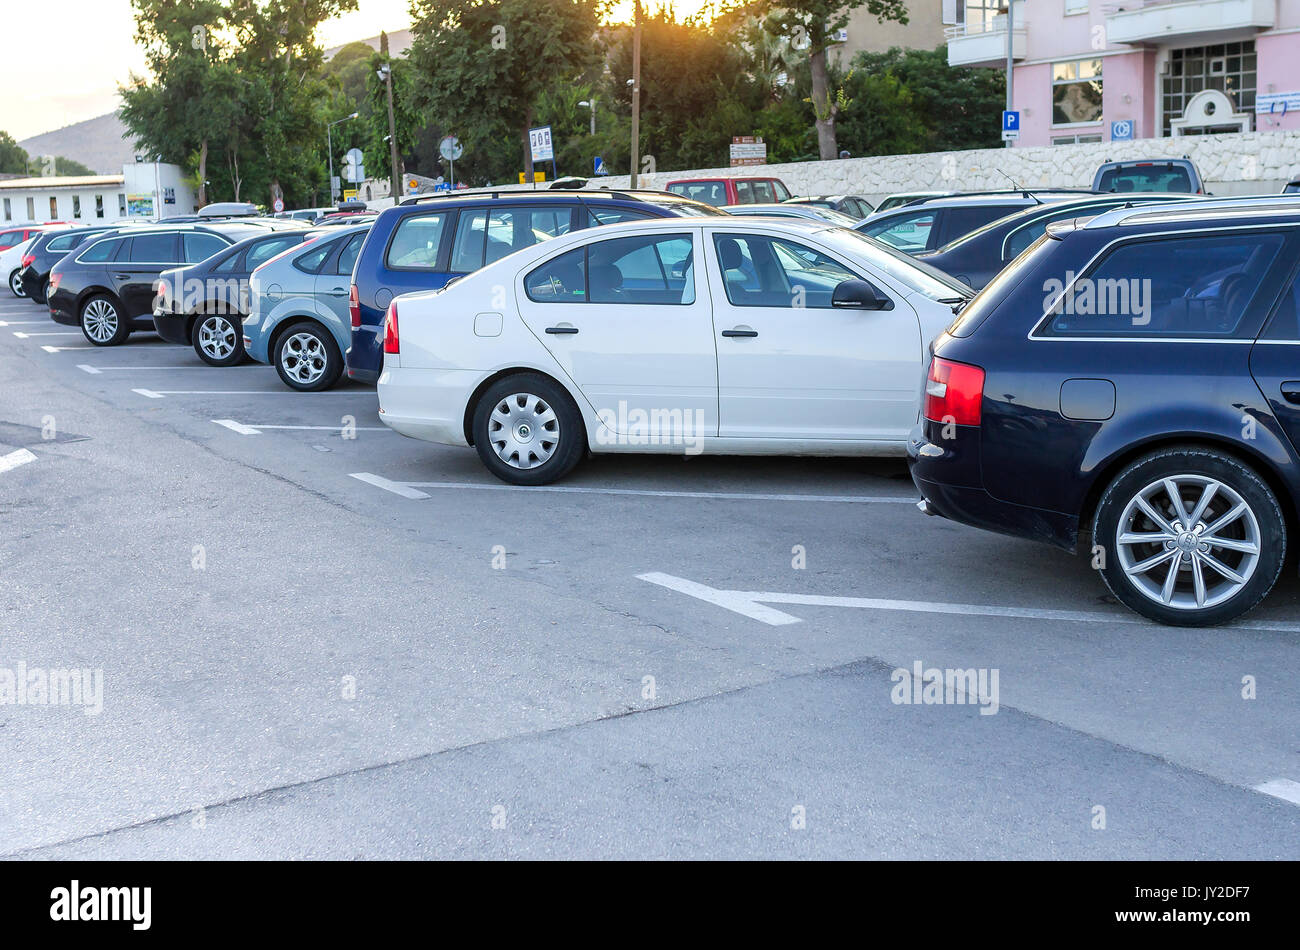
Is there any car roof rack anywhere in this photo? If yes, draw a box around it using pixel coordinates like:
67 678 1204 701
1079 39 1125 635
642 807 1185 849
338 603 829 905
1085 193 1300 229
397 188 698 207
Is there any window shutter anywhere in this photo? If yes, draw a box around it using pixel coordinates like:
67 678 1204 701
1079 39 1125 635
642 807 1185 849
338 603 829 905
942 0 958 25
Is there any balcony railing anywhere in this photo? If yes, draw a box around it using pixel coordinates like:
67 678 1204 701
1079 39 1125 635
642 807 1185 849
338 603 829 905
1105 0 1275 44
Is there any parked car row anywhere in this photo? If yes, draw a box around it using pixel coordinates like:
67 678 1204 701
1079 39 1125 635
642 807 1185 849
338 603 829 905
10 185 1297 627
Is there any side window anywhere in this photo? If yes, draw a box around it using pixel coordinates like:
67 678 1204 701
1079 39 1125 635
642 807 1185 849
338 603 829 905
183 233 227 263
1261 265 1300 341
450 210 487 272
713 234 861 308
734 181 754 204
1005 205 1121 261
212 251 240 273
47 233 79 252
525 246 586 303
588 206 654 225
1041 231 1287 338
244 236 301 270
588 234 695 305
384 211 450 270
772 181 792 202
335 232 367 275
666 183 687 196
484 206 574 266
942 206 1015 244
129 232 178 262
294 239 336 274
863 211 937 252
751 181 775 203
79 238 120 263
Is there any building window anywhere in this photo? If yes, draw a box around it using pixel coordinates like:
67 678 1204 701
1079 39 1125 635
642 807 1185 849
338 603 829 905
49 196 58 219
957 1 1004 32
1163 42 1256 137
26 197 35 220
1065 0 1089 13
73 196 82 219
118 194 126 216
95 195 104 219
2 198 9 221
1053 59 1103 125
1053 133 1104 145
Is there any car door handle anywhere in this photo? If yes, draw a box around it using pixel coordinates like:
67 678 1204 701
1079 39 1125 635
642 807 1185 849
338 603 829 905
1281 381 1300 404
545 326 579 334
721 328 758 338
324 288 348 297
112 273 131 280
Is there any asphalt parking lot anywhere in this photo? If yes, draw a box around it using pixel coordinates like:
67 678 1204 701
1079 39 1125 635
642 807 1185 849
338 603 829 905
1 292 1298 859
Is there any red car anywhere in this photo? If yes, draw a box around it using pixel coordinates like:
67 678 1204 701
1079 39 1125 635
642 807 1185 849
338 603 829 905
0 225 52 251
666 176 792 207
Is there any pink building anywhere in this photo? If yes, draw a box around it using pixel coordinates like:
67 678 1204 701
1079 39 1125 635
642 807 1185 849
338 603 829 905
944 1 1300 146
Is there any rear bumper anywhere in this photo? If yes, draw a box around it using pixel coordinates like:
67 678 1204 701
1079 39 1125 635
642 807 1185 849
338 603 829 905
376 366 475 446
19 267 46 301
152 309 189 345
907 424 1079 552
346 326 382 383
48 291 77 326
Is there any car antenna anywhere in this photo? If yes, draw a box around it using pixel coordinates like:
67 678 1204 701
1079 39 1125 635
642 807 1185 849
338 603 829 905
995 169 1038 203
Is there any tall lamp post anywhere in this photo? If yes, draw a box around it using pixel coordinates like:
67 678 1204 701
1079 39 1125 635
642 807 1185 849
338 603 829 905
579 99 597 136
327 111 359 204
377 62 401 201
630 0 642 188
1005 1 1014 149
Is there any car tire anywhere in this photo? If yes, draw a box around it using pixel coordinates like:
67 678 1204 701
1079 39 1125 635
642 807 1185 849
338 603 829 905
472 373 586 486
36 279 52 306
8 268 25 298
192 312 245 367
274 320 342 391
1093 446 1286 626
80 294 130 346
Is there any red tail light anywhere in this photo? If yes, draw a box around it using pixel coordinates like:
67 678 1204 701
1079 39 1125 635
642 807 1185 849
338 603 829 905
924 357 985 427
49 273 62 293
349 284 360 329
20 254 34 269
383 302 399 354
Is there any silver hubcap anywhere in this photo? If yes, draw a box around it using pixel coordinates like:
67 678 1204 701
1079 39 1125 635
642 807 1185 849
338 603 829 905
281 332 328 385
489 392 559 470
83 299 118 342
1116 475 1261 610
9 271 23 296
199 316 237 359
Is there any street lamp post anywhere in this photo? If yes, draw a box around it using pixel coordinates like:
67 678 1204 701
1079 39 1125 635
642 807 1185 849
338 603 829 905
630 0 642 188
579 99 597 136
327 111 359 204
377 63 401 201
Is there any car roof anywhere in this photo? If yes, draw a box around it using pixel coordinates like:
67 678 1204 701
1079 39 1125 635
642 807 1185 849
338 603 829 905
1096 157 1197 168
1080 194 1300 230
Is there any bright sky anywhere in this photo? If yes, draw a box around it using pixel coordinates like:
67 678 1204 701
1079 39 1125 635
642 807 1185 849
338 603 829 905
3 0 718 142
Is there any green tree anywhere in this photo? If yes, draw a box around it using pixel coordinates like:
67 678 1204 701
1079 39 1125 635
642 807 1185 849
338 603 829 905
757 0 909 160
408 0 604 183
0 132 29 175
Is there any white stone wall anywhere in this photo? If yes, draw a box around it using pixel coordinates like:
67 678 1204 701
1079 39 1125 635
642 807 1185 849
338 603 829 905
592 130 1300 202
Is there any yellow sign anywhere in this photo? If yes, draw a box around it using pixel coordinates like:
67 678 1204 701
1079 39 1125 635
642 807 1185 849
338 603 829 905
342 189 358 200
517 172 547 184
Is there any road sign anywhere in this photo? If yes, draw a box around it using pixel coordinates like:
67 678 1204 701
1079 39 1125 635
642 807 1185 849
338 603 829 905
272 197 285 213
1001 110 1020 141
343 148 365 183
730 136 767 167
1110 119 1134 141
529 126 554 163
342 188 358 201
593 156 607 176
438 136 464 162
518 171 547 184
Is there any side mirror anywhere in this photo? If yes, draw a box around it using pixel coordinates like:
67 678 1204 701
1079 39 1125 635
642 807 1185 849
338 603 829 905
832 279 891 311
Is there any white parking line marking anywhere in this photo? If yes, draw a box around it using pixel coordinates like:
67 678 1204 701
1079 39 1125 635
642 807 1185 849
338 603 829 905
41 345 89 352
0 449 37 474
386 478 918 504
81 365 242 373
636 572 1300 632
1254 778 1300 806
0 320 53 326
14 331 79 338
76 364 102 374
349 472 432 500
134 389 361 398
213 419 388 435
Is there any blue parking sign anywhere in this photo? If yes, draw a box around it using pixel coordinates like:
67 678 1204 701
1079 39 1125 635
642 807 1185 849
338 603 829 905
1001 110 1020 141
1111 119 1135 141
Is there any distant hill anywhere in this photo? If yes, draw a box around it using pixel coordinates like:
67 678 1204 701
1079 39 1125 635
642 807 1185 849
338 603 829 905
323 28 412 61
17 112 136 176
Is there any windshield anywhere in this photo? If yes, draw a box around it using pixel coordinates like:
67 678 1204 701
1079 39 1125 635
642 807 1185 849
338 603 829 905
821 227 971 302
1096 164 1194 193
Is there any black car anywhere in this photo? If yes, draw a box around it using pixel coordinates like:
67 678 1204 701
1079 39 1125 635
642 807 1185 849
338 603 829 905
784 194 874 218
153 229 318 365
857 190 1098 255
47 221 305 346
909 196 1300 626
18 227 120 304
915 193 1195 291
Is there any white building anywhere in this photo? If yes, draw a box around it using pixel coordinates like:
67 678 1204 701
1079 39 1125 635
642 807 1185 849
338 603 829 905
0 162 196 226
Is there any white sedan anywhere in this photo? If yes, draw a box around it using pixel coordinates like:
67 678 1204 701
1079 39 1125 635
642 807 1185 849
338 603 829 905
376 217 971 485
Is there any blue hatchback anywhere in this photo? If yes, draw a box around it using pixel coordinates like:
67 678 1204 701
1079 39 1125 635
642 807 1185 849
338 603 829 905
344 189 723 383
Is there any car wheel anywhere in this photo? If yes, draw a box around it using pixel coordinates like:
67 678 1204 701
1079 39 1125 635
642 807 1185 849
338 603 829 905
1093 447 1286 626
8 269 25 298
192 313 245 367
80 294 130 346
37 279 51 306
274 321 342 391
472 373 586 486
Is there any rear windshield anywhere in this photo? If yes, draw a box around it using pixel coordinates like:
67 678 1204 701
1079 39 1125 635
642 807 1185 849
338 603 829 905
947 233 1056 337
1096 164 1194 193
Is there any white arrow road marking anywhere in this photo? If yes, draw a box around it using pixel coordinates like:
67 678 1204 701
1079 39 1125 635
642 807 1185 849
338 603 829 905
349 472 431 500
636 572 1300 633
1254 778 1300 806
213 419 388 435
0 449 37 474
